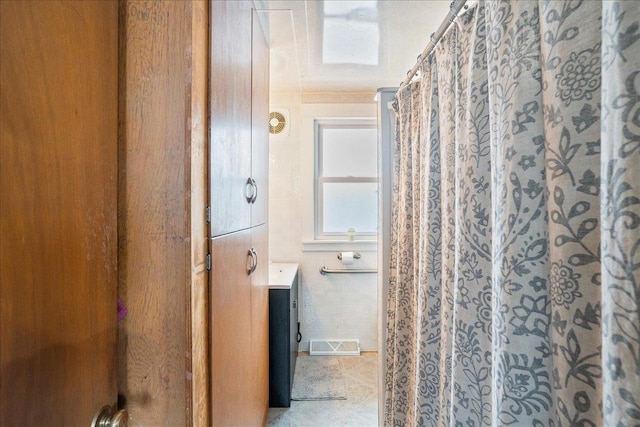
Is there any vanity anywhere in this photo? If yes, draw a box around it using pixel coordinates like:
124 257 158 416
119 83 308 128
268 263 299 407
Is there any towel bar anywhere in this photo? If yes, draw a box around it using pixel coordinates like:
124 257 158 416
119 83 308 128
319 266 377 275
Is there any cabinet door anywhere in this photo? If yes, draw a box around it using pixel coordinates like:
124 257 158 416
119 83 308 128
251 9 269 227
0 1 118 424
210 0 253 237
210 225 268 425
250 224 269 420
210 230 253 426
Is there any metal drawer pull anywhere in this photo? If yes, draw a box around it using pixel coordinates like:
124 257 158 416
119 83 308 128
250 178 258 204
245 177 257 203
247 248 257 275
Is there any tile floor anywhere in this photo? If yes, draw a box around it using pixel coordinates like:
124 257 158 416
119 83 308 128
267 354 378 427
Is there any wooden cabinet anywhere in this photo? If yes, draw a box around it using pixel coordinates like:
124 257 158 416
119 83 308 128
251 8 270 228
209 0 251 237
209 225 269 425
209 229 254 425
210 2 269 237
209 1 270 425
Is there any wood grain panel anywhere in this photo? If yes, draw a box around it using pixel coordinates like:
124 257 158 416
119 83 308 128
250 224 270 424
118 1 197 425
190 1 211 425
0 1 118 425
250 13 270 420
251 9 270 228
210 230 253 426
209 0 253 237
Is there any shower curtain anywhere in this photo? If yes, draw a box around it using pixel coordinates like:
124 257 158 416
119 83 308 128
385 1 640 426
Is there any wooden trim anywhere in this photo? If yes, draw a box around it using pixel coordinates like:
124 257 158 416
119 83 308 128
190 0 210 425
118 1 195 424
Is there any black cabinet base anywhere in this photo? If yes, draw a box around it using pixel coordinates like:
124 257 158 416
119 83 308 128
268 273 299 408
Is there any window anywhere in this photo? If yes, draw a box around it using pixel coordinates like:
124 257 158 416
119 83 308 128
315 118 377 239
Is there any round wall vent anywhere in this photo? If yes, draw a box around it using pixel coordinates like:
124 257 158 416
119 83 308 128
269 111 286 135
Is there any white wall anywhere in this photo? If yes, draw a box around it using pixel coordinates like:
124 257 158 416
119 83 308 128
268 92 379 352
269 92 303 263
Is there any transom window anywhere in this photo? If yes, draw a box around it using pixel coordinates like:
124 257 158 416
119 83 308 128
315 118 377 239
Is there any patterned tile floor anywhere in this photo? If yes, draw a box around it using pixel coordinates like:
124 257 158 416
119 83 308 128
267 354 378 427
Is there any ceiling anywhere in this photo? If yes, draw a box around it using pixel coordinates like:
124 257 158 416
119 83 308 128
260 0 453 95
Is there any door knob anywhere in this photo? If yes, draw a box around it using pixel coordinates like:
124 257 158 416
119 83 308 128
92 405 129 427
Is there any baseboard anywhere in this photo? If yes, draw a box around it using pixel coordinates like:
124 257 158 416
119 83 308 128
298 351 377 356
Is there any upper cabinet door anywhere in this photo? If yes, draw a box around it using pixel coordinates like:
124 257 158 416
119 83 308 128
0 1 119 424
210 1 253 237
251 9 270 227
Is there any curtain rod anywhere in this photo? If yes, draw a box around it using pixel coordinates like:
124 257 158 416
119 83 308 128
400 0 469 88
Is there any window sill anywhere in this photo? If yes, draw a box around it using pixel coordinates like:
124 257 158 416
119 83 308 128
301 239 378 252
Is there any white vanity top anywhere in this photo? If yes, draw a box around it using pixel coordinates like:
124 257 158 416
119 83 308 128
269 262 299 289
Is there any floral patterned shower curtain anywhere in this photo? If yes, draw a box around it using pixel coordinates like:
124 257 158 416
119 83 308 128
385 1 640 425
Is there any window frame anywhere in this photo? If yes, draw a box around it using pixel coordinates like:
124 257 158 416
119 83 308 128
314 118 378 240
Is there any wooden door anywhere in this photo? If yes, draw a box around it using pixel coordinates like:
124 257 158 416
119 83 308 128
0 1 118 425
210 0 253 237
251 9 270 228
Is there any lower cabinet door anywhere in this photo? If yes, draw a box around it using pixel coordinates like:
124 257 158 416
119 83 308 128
210 225 269 426
210 229 253 426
